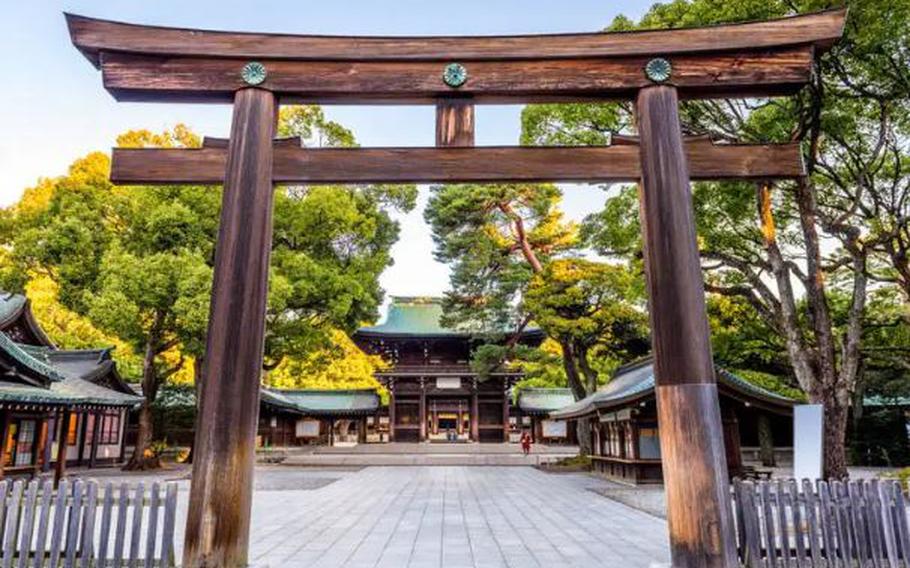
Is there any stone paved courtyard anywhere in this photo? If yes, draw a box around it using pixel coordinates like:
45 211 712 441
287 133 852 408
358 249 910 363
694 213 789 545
242 467 670 568
75 465 670 567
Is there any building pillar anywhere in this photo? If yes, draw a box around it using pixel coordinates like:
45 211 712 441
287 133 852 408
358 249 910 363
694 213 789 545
418 378 427 442
359 416 367 444
183 88 277 568
55 410 71 487
34 414 49 475
471 387 479 442
636 85 737 568
502 381 510 443
722 408 743 477
388 380 396 442
42 413 55 472
89 410 102 468
76 411 88 465
0 409 11 479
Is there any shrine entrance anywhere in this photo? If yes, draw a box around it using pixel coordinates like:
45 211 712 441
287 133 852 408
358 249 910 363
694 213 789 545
66 9 845 568
427 398 470 441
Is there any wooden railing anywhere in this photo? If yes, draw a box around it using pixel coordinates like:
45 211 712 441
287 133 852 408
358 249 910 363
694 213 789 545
732 478 909 567
0 479 178 567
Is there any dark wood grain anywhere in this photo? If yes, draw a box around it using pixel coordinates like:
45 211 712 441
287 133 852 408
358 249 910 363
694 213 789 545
183 88 276 568
656 384 738 567
98 48 813 103
111 141 804 185
67 10 845 66
638 85 737 567
436 100 474 147
54 410 69 487
637 86 717 386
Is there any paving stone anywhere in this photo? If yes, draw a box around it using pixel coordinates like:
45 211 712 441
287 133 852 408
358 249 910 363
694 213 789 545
144 465 671 567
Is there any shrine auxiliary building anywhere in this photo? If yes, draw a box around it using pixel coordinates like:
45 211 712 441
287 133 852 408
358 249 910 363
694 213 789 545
353 297 544 443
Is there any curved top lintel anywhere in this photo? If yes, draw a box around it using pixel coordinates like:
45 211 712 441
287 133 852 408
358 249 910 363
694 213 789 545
66 9 846 68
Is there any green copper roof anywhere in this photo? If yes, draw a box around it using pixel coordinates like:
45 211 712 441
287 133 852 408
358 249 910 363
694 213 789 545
550 358 794 420
518 388 576 414
0 332 141 407
0 293 26 326
260 388 380 416
357 296 541 338
358 297 461 337
0 375 141 407
0 332 67 382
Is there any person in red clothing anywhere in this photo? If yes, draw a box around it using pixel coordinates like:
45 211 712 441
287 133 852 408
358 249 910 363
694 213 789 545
520 431 532 455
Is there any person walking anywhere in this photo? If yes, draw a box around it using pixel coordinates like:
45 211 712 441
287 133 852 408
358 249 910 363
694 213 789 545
520 431 532 456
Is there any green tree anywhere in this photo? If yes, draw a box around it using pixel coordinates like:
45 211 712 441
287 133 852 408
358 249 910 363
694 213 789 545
425 184 648 453
1 108 416 468
521 0 910 478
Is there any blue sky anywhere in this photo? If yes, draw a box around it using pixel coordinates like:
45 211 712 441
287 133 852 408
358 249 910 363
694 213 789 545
0 0 651 301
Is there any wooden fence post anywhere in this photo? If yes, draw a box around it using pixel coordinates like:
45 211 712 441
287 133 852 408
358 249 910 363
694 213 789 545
635 85 738 567
183 87 277 568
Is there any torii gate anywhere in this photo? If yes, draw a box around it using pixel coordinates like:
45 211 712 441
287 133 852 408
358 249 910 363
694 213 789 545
67 10 845 567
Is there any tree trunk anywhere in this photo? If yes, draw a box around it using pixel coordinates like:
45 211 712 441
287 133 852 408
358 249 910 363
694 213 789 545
757 413 776 467
124 401 161 470
575 418 592 456
124 315 164 471
817 388 850 480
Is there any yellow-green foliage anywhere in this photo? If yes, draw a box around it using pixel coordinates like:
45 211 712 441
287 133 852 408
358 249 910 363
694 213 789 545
26 275 144 379
265 329 388 402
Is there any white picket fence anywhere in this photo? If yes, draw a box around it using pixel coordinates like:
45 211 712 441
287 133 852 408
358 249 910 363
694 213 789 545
0 479 178 568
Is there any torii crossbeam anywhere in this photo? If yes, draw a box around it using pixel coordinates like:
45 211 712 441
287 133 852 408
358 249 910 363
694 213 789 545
67 9 845 568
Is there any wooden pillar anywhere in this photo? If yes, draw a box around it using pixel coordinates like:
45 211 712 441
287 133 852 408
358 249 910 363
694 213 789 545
722 408 743 477
42 414 55 472
328 419 335 446
388 383 396 442
183 87 277 568
0 410 10 479
88 410 102 469
502 383 510 443
636 85 737 568
418 379 427 442
436 99 474 147
55 410 71 487
471 389 479 442
34 414 49 474
359 416 367 444
76 411 88 465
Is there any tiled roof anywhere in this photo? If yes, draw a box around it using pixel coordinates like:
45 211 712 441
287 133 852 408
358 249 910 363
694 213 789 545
0 332 141 407
0 375 141 407
357 296 541 338
550 358 794 420
261 388 380 416
517 388 576 414
0 332 67 382
357 297 464 337
0 293 26 327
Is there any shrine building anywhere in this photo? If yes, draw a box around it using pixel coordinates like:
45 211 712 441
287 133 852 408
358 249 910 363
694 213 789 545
0 292 141 479
353 296 545 443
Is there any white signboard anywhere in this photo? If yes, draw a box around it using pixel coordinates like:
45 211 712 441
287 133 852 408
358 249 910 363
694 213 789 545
295 419 321 438
794 404 824 481
541 420 567 438
436 377 461 389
